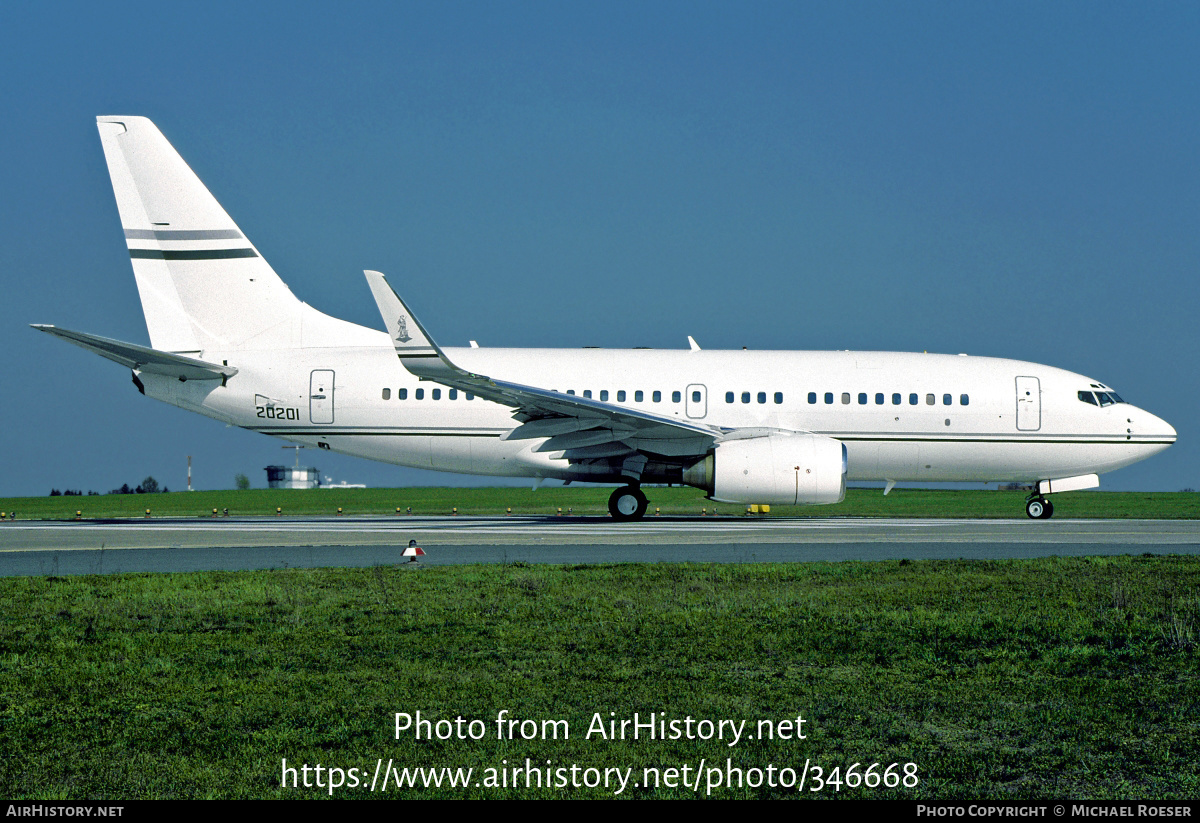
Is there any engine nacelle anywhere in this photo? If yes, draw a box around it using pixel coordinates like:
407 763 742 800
683 432 846 505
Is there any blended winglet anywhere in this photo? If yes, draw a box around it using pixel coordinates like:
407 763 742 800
363 270 463 383
364 271 441 355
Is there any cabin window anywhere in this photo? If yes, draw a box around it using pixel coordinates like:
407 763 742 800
617 390 626 402
653 391 662 403
566 389 575 395
432 389 441 400
808 392 817 404
449 389 458 400
672 391 681 403
741 391 751 404
960 394 970 405
943 394 952 406
1095 392 1119 407
465 393 474 401
926 393 935 405
382 388 391 400
875 393 884 405
583 390 592 398
398 388 408 400
726 392 735 403
599 390 609 401
693 390 702 403
841 392 850 405
758 392 767 404
909 393 918 405
635 390 644 402
415 388 424 400
774 392 783 404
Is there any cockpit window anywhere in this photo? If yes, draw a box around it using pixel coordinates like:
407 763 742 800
1079 389 1124 407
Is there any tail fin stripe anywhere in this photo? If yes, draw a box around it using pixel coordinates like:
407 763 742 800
125 229 244 241
130 248 259 260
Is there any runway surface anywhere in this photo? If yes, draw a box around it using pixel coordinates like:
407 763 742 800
1 516 1197 575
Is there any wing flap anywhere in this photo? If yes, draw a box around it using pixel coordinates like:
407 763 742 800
535 428 636 453
562 442 637 460
501 416 609 441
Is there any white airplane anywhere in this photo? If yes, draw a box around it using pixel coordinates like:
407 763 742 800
34 116 1177 520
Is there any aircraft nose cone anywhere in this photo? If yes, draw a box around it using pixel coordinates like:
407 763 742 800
1135 409 1176 443
1157 415 1178 442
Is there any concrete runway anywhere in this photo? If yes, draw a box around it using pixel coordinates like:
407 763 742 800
1 516 1197 575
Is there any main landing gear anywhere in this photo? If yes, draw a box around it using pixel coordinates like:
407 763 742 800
609 485 649 521
1025 495 1054 520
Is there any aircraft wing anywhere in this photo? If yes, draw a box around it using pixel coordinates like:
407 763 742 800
31 325 238 382
363 271 719 466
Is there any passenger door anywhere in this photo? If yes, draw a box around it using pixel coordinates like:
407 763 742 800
1015 376 1040 431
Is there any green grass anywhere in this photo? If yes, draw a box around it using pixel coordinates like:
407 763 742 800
2 556 1199 798
1 486 1197 520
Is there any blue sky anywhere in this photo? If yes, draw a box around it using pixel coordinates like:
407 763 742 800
1 1 1196 496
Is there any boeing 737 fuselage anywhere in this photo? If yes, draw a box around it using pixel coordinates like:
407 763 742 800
34 117 1177 520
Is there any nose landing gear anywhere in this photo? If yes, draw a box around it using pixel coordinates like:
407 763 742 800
1025 495 1054 519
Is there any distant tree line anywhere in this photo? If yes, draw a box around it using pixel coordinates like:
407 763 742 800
50 476 169 496
108 476 169 495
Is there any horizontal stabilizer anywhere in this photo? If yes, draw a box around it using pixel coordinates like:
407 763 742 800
32 325 237 382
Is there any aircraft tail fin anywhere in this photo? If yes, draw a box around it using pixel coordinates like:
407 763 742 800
97 116 308 353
